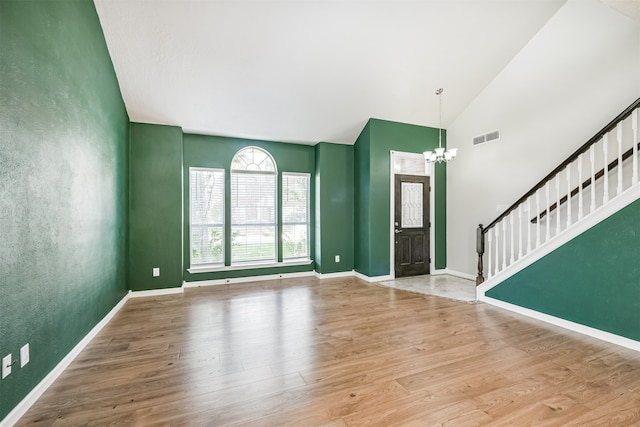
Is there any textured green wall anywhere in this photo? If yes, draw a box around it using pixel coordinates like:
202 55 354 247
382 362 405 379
354 119 446 277
315 143 354 274
129 123 183 291
354 122 372 275
0 0 129 420
486 198 640 341
182 133 315 282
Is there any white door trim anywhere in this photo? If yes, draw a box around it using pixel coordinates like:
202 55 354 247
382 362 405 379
389 150 436 278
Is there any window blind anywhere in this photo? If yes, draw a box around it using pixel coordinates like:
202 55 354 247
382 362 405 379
282 173 309 259
231 172 277 263
190 168 225 265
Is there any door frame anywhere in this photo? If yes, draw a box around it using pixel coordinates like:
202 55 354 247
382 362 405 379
389 150 436 279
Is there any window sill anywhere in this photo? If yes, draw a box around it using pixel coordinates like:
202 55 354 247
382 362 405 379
188 259 313 274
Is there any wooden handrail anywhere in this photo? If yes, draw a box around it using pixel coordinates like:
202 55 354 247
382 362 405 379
531 142 640 223
476 97 639 285
482 97 640 234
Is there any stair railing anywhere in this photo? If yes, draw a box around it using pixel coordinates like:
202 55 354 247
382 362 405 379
476 97 640 285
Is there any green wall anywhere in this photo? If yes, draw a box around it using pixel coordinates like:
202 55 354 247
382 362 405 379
315 143 354 274
129 123 183 291
0 0 129 420
354 122 372 275
182 133 316 282
354 119 447 278
486 198 640 341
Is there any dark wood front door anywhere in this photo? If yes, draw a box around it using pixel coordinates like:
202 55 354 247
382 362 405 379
394 174 430 278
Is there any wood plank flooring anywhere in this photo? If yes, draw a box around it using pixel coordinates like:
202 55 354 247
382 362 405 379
16 276 640 426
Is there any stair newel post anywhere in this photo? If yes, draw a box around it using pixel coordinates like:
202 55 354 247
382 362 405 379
476 225 485 285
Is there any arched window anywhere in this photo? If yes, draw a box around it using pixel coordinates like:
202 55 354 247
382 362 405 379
230 147 277 263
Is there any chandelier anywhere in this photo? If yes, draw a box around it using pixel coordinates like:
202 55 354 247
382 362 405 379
423 88 457 163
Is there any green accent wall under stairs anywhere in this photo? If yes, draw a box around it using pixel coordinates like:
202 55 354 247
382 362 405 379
486 198 640 341
0 0 129 420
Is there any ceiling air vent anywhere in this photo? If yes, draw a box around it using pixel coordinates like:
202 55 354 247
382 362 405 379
473 129 501 146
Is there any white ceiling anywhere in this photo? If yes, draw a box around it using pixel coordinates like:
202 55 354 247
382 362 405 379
94 0 567 145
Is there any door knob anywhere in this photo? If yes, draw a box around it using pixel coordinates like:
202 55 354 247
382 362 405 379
394 229 402 234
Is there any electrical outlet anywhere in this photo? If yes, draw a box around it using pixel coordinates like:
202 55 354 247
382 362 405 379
2 354 12 379
153 268 160 277
335 255 340 263
21 344 29 367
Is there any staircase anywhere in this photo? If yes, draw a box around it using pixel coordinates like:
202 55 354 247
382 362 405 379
474 97 640 350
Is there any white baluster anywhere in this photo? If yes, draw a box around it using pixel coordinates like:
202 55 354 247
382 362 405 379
603 134 609 203
487 230 493 278
633 109 638 185
555 176 561 235
510 214 515 265
494 226 500 274
526 198 532 254
617 123 623 195
518 204 523 259
578 153 584 220
502 220 507 271
545 182 550 241
566 164 572 228
536 189 541 247
590 145 596 213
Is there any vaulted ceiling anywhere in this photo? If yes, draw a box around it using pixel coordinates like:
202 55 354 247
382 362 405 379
95 0 569 145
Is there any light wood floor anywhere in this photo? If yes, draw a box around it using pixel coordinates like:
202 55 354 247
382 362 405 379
17 276 640 426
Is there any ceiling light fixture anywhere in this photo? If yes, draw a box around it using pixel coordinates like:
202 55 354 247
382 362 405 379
423 88 457 163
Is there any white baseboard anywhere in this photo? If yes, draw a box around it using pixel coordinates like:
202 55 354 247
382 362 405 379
479 295 640 353
182 270 315 288
130 286 183 298
353 271 393 283
1 291 131 427
314 270 355 279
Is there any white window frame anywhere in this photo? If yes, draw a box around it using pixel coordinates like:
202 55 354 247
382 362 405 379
230 147 278 265
282 172 311 261
189 167 225 269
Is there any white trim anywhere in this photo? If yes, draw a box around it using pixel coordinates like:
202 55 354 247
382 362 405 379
478 185 640 295
130 287 184 298
353 271 393 283
389 151 436 279
479 296 640 353
314 270 355 279
188 259 312 274
183 270 315 288
1 292 131 427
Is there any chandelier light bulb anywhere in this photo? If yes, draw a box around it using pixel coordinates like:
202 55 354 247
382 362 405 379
424 87 458 164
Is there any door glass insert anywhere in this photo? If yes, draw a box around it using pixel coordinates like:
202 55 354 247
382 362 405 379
401 182 423 228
